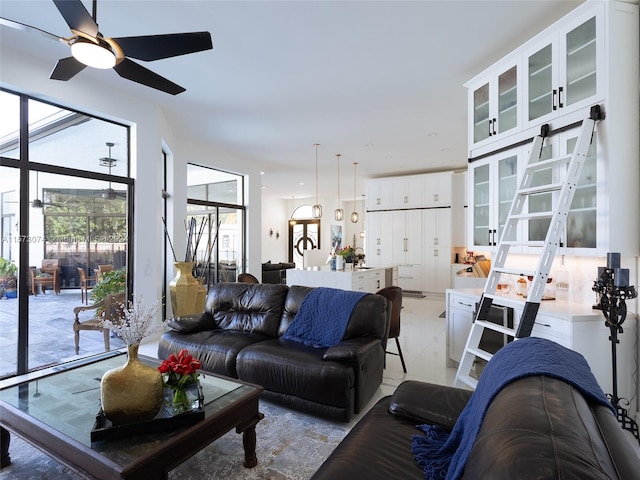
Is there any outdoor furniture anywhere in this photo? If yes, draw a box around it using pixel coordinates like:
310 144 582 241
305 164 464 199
72 292 125 354
94 264 114 283
30 267 58 296
77 267 95 304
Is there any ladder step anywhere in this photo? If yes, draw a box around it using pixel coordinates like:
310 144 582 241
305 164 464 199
475 319 517 337
518 183 564 195
500 240 545 247
456 374 478 389
525 154 572 172
466 345 495 362
510 212 553 220
490 267 535 277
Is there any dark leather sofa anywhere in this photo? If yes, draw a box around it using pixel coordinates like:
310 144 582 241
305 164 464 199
261 261 295 284
312 377 640 479
158 282 389 422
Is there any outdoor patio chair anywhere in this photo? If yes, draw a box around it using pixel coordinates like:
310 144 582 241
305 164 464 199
77 267 96 304
72 292 125 355
30 267 58 296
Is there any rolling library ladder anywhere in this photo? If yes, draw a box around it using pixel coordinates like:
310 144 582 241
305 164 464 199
455 106 603 389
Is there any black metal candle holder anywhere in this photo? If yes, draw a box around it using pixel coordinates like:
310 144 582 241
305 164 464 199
592 254 639 444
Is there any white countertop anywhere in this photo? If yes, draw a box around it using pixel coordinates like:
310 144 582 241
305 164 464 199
446 288 610 320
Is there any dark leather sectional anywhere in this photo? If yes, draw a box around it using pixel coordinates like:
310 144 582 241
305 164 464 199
158 282 389 422
312 377 640 479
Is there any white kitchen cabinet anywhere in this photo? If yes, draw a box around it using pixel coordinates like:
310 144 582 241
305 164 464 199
445 290 476 367
366 172 452 211
391 175 424 208
423 208 452 293
446 289 637 415
522 125 602 255
523 4 604 129
468 148 521 250
286 265 386 293
466 59 521 149
423 171 453 207
364 211 393 267
392 210 422 291
366 178 393 211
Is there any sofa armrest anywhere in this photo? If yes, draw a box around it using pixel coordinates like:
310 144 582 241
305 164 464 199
389 380 472 429
165 313 214 334
323 338 379 362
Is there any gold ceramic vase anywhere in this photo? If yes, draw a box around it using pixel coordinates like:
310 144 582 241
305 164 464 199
100 344 163 425
169 261 199 316
195 278 207 314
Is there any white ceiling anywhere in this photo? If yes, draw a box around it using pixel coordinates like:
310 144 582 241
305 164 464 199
0 0 583 201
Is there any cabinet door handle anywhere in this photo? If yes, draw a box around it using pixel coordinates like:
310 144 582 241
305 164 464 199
434 193 439 202
493 229 497 246
488 229 492 245
552 89 558 110
488 118 493 137
434 237 438 245
558 86 564 108
404 238 408 252
434 249 439 257
457 301 473 307
492 118 497 135
404 196 408 204
534 322 552 328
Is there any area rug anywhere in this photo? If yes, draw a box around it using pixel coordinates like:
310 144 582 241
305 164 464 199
1 400 351 480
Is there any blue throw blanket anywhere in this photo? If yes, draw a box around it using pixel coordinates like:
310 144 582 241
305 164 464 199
411 337 614 480
282 287 368 348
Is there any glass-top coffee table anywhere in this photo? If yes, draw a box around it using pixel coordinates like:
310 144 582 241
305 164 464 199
0 350 264 479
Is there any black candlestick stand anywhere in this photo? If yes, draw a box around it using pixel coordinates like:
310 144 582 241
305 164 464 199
593 264 639 444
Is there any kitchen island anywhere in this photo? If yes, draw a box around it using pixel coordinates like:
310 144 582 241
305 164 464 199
286 265 397 293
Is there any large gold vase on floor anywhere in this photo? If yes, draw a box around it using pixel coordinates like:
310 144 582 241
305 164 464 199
169 261 200 316
100 345 163 425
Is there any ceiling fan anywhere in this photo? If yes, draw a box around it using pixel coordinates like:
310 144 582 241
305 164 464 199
0 0 213 95
4 172 65 208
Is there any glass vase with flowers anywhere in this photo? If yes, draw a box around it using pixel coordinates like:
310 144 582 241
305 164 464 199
158 349 202 415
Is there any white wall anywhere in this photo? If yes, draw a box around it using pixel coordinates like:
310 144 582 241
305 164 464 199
261 196 289 267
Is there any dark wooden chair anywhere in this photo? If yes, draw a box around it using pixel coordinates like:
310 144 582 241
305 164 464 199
376 286 406 373
238 273 259 284
72 293 125 355
77 267 96 304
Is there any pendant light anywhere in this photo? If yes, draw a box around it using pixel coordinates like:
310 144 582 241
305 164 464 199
351 162 359 223
334 154 344 221
312 143 322 218
359 194 366 238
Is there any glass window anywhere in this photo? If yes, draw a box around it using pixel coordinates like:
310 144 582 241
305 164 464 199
0 90 20 160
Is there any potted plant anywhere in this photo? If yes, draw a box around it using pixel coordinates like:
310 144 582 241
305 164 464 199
91 267 127 316
0 257 18 299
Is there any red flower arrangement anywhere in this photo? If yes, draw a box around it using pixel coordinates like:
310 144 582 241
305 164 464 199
158 349 201 412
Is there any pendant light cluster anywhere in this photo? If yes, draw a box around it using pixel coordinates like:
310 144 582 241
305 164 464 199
351 162 359 223
312 143 322 218
334 154 344 221
307 143 361 224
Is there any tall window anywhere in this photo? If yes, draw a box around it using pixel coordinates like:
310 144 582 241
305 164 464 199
0 88 132 378
185 164 245 287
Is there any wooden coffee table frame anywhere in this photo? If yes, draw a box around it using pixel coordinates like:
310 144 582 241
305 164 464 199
0 352 264 479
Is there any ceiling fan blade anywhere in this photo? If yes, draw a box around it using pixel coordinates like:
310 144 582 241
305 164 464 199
52 0 98 37
0 17 62 43
112 31 213 61
50 56 86 81
113 58 185 95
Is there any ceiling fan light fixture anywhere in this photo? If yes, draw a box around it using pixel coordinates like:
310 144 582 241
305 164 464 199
71 37 116 69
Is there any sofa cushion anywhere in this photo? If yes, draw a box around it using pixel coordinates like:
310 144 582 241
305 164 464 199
237 338 355 409
310 396 424 480
463 375 619 479
389 380 472 429
158 329 271 378
205 282 288 337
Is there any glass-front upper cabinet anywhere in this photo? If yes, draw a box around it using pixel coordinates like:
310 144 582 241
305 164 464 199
524 5 603 128
468 148 520 250
467 60 521 148
523 126 600 255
